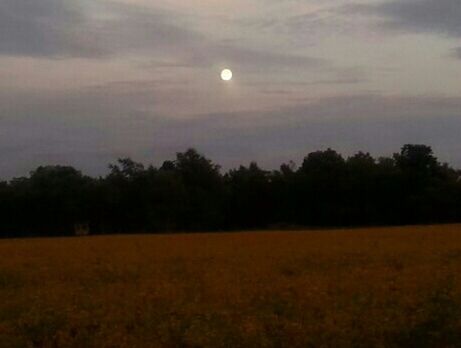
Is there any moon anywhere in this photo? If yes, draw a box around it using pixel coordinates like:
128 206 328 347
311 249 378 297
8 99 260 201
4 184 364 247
220 68 233 81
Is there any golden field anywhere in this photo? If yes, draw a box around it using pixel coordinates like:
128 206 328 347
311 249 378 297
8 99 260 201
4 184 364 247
0 225 460 347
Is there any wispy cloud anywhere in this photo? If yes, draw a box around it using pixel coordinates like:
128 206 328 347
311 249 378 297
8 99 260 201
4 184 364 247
2 88 461 178
345 0 461 38
451 47 461 60
0 0 202 58
0 0 324 73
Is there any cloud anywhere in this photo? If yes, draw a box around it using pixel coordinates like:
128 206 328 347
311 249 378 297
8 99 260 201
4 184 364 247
451 47 461 60
0 0 106 57
347 0 461 38
1 88 461 178
0 0 207 58
169 44 325 71
174 95 461 169
0 0 324 73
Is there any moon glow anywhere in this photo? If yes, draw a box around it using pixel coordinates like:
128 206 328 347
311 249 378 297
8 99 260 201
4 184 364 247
220 69 233 81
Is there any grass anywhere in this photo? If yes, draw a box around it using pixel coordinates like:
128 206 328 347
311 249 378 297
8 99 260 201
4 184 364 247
0 225 460 347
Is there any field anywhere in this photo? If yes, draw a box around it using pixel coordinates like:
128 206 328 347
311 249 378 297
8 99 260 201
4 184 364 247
1 225 461 347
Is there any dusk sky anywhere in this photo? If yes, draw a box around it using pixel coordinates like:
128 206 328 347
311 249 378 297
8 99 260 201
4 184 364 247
1 0 461 178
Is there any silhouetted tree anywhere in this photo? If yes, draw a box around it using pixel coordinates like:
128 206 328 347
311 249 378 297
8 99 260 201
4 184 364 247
298 149 347 225
1 145 461 237
226 162 272 228
2 166 93 236
172 149 226 230
343 152 378 225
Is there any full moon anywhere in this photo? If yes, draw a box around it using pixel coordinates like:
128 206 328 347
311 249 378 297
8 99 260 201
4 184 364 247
220 68 233 81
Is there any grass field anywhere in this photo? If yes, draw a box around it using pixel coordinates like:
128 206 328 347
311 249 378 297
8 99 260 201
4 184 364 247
1 225 460 347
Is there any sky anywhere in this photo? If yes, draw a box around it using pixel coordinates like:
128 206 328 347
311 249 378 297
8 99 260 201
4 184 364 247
1 0 461 178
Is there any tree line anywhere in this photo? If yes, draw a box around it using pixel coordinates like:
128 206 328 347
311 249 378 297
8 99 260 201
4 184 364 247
1 144 460 237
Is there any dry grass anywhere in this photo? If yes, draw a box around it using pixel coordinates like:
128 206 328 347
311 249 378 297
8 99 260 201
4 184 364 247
1 225 461 347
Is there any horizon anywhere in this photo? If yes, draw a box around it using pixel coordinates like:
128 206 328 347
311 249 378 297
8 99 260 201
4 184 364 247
1 143 460 181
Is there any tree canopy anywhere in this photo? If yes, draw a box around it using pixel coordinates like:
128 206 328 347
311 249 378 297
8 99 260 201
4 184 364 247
1 145 460 237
